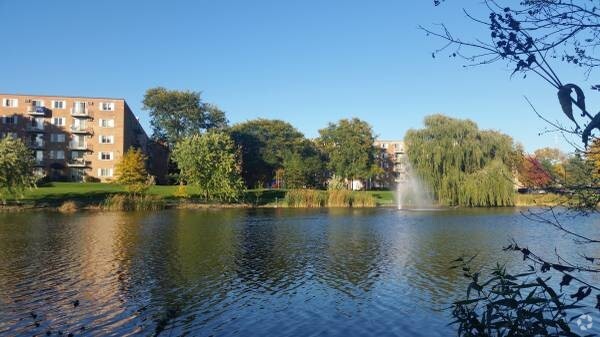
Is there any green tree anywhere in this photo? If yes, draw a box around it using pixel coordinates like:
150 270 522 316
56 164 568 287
0 136 36 204
282 141 326 189
564 154 594 187
142 87 228 148
115 148 151 194
317 118 376 188
229 119 306 188
405 115 517 207
171 132 244 202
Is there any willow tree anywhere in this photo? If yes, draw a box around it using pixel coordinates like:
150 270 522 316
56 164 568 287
405 115 518 207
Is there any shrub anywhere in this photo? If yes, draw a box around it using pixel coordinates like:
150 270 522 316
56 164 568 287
58 200 78 213
102 194 165 211
352 192 377 207
284 189 326 208
327 189 353 207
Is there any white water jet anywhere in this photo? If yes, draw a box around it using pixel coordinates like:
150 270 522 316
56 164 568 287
396 163 435 210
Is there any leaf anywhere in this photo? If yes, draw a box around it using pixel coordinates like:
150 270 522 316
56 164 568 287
560 274 574 290
570 286 592 301
557 84 583 130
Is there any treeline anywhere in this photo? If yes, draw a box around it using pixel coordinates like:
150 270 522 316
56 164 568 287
406 115 600 207
142 87 383 201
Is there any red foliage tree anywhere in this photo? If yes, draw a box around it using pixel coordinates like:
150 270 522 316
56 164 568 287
517 156 553 189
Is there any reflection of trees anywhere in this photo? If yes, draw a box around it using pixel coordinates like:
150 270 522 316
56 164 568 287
395 209 520 306
320 209 385 295
235 209 308 293
111 209 243 335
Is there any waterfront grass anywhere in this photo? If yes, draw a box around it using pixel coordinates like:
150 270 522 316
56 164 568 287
284 190 327 207
102 194 166 211
514 193 567 207
4 182 395 209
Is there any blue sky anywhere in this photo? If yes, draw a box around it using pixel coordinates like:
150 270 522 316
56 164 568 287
0 0 594 152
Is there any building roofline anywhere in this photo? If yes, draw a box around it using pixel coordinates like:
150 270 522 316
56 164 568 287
0 93 126 101
375 139 404 142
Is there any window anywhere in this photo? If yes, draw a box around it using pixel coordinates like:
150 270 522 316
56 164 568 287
1 132 17 139
99 119 115 128
35 151 44 163
73 102 87 114
50 133 66 143
49 150 65 160
99 152 113 161
2 116 18 125
52 100 66 109
2 98 18 107
71 151 84 160
52 117 66 126
100 102 115 111
99 135 114 144
31 100 44 107
98 168 113 177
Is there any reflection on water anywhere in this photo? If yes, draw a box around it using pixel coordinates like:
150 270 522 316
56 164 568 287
0 208 599 336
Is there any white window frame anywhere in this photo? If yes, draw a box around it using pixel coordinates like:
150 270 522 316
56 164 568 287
98 152 113 161
52 117 66 126
100 102 115 111
2 98 18 107
99 135 114 144
52 100 66 109
98 168 113 177
99 119 115 128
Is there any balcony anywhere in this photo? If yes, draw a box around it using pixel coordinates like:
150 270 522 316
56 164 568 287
26 125 45 132
27 106 49 116
27 140 45 149
69 143 93 152
67 159 91 167
70 125 93 134
70 107 93 118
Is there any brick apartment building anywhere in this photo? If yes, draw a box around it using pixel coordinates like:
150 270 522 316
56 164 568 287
0 94 167 182
373 140 408 188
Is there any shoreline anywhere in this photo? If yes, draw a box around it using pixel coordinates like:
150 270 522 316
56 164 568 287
0 200 561 213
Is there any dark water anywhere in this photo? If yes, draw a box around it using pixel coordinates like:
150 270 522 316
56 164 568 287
1 208 600 337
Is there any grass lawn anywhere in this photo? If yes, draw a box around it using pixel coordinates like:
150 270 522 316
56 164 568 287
10 183 396 207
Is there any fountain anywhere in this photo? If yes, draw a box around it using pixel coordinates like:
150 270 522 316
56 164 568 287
396 163 436 210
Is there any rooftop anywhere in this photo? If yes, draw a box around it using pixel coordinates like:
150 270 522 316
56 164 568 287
0 93 126 101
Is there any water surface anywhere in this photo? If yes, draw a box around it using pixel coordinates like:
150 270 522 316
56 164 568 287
1 208 599 336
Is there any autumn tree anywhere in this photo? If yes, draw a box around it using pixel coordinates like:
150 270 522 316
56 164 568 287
317 118 376 188
142 87 228 149
0 136 36 204
115 148 151 194
517 155 553 190
171 132 244 202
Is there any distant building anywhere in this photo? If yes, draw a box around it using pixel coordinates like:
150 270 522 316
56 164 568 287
0 93 167 183
372 140 408 188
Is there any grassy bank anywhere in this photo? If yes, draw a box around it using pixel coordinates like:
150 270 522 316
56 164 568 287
514 193 567 207
3 182 396 210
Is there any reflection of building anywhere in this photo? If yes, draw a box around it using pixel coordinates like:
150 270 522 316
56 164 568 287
0 94 167 182
373 140 408 188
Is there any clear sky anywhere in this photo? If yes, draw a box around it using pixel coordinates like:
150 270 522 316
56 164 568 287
1 0 594 152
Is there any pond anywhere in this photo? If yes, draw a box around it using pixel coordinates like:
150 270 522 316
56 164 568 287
1 208 599 336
